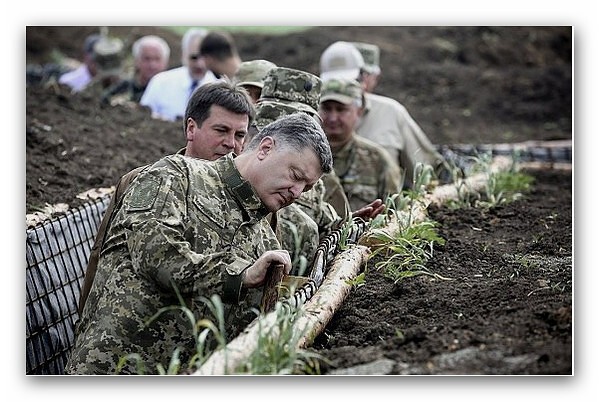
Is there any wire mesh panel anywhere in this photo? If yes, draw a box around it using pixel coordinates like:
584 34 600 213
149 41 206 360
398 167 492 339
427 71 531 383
26 195 110 375
436 140 572 164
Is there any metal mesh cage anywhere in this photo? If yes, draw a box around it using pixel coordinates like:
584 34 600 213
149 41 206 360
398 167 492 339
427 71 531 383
26 195 110 375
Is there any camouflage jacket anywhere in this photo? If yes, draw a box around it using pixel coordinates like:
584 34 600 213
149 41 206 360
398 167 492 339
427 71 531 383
276 203 319 276
333 135 402 212
65 154 278 375
295 175 348 241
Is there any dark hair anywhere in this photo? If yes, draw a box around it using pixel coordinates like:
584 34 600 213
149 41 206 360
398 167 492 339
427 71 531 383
244 113 333 174
183 79 255 133
199 31 238 61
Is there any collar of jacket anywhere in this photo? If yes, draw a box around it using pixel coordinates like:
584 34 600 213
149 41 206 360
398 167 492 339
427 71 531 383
220 154 270 222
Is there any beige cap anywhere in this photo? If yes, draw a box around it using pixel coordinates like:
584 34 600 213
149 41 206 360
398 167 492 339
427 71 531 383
319 41 364 82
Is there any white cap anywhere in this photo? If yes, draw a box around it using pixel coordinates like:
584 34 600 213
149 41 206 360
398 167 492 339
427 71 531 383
319 41 365 82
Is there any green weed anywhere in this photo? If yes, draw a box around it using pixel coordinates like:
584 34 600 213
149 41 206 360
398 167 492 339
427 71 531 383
345 272 366 289
367 219 449 283
235 302 327 375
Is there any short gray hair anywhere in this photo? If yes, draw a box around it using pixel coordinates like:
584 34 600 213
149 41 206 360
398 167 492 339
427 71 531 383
244 113 333 174
182 28 207 52
132 35 170 62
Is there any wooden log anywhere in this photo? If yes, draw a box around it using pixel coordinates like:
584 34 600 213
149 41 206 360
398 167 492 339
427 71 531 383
296 245 370 348
518 161 572 171
193 245 369 375
425 155 513 207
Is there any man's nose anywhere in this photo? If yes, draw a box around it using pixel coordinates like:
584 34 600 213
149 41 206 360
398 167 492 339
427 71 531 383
290 183 304 199
222 133 235 149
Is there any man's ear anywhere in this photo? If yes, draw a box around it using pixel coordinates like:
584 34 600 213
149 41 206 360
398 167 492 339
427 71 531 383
357 105 364 118
185 118 196 141
257 136 275 160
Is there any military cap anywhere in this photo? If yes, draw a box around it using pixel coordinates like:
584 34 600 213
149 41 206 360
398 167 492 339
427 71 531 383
352 42 381 75
259 67 322 117
83 34 101 55
233 59 277 88
253 100 322 131
320 78 363 106
93 36 124 77
319 41 364 82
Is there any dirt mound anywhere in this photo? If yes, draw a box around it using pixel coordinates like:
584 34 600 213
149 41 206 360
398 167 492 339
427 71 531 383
25 26 572 213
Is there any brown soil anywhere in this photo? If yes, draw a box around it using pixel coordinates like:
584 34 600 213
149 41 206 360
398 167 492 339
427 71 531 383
25 26 572 375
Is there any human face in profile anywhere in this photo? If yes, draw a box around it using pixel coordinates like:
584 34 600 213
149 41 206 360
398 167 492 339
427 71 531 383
244 136 322 212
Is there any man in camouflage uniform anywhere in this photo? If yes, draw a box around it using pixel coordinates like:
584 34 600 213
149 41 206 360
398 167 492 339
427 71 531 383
80 35 126 96
65 113 333 375
254 67 350 232
253 66 386 238
78 81 256 316
250 67 329 275
232 59 277 104
320 41 446 189
247 67 387 275
319 78 402 211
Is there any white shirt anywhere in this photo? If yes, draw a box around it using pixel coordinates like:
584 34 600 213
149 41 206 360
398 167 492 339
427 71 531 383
356 93 443 188
58 64 92 93
140 66 218 122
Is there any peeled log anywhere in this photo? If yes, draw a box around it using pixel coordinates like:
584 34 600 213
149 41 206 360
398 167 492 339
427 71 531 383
296 245 370 348
425 155 513 207
193 245 369 375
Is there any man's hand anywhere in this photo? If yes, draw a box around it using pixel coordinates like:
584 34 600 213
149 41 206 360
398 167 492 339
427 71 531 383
351 198 385 220
243 250 292 288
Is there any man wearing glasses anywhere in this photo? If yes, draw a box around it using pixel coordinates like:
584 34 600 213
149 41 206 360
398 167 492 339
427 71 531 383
140 28 218 122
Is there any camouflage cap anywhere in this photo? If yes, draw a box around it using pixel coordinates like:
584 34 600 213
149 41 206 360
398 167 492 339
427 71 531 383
253 99 322 131
352 42 381 75
93 36 124 76
233 59 277 88
259 67 322 116
320 78 363 106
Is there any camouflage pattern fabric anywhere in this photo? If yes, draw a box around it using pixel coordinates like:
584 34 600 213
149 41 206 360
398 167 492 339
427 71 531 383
259 67 322 117
79 148 195 315
233 59 277 88
295 174 348 242
78 165 148 315
321 171 351 225
254 100 322 131
65 154 278 375
351 42 381 75
251 67 353 256
333 135 402 212
276 203 319 276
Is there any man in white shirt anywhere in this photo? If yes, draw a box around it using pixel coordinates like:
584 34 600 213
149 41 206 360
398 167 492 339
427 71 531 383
140 28 218 122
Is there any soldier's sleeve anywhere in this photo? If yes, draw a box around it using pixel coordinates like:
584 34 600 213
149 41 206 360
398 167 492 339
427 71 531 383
78 166 148 314
121 158 249 304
